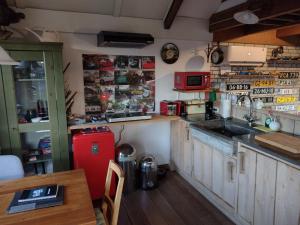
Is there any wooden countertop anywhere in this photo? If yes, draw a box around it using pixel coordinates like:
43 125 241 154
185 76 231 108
0 169 96 225
68 115 180 131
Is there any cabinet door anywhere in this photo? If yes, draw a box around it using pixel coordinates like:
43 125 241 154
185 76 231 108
170 120 181 171
193 138 212 188
223 156 236 207
237 146 257 224
212 148 224 197
182 122 193 176
254 154 277 225
275 162 300 225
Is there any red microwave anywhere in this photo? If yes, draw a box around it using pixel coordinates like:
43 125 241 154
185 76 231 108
174 72 210 90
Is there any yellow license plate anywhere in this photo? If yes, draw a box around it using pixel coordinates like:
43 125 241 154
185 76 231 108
276 96 297 104
253 80 275 87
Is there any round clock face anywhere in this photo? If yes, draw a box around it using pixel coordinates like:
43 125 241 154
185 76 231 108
211 48 224 65
161 43 179 64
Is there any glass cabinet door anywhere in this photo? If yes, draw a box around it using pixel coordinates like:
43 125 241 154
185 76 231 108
14 60 49 123
2 51 57 175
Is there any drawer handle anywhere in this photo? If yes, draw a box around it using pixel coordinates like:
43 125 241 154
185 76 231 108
228 161 234 182
186 127 190 141
239 152 245 174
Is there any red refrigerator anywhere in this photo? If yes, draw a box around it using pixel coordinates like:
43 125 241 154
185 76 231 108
73 126 115 200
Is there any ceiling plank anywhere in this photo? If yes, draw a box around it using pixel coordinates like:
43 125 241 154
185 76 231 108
210 0 300 33
164 0 183 29
277 24 300 38
113 0 123 17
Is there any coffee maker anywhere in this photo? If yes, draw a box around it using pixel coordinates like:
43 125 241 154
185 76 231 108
205 101 217 120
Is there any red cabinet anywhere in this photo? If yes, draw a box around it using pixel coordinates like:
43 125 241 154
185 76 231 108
73 127 115 200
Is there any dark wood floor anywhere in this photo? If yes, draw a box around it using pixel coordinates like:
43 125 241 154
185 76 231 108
118 172 235 225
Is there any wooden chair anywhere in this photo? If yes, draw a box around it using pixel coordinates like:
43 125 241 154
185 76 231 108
95 160 125 225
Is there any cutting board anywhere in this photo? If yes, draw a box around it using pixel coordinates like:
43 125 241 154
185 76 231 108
255 132 300 158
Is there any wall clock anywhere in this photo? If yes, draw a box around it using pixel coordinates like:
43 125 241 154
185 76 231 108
210 47 224 65
160 43 179 64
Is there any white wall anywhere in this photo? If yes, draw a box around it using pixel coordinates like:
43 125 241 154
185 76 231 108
12 8 213 164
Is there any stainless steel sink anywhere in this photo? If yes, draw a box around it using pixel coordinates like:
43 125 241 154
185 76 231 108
191 118 256 139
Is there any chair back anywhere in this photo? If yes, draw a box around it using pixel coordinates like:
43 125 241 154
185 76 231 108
0 155 24 180
101 160 125 225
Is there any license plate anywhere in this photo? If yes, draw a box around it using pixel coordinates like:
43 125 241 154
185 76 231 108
226 84 251 91
278 72 299 79
253 80 275 87
277 80 297 86
274 105 296 111
253 97 274 103
276 96 298 104
253 88 274 95
275 88 298 95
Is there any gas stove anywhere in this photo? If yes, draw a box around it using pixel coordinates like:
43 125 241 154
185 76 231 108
105 112 152 123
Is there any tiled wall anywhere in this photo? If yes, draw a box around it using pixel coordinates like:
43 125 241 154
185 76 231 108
232 105 300 135
211 42 300 134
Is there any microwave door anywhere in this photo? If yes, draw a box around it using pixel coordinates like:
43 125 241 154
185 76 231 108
187 76 202 86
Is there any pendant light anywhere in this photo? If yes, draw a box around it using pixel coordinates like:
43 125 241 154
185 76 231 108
234 10 259 24
0 46 19 65
216 0 259 25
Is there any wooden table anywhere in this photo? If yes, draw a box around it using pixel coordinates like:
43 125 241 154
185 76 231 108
0 169 96 225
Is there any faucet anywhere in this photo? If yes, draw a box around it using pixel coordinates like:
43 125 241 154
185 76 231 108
236 93 256 127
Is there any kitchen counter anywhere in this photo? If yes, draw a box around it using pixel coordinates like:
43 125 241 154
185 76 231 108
68 114 180 132
184 115 300 168
234 133 300 169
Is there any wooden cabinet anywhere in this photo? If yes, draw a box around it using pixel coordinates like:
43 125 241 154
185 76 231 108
0 42 69 173
170 119 193 176
274 162 300 225
193 137 212 189
237 145 257 224
223 155 237 207
212 149 236 207
253 154 277 225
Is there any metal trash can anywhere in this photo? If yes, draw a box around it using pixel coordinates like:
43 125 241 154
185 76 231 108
139 155 158 190
116 144 137 194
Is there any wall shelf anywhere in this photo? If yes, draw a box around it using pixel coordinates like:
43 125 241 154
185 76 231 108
219 75 275 79
173 88 220 93
267 59 300 64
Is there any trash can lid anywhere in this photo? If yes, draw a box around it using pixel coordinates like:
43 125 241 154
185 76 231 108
140 155 157 170
116 144 136 162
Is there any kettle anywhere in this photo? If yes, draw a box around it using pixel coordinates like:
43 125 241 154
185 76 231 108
25 28 61 42
269 117 281 131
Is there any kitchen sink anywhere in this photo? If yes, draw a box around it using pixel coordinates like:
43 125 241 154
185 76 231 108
191 118 257 139
190 118 258 155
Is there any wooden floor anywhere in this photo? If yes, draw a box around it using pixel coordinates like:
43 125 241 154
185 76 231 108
118 172 235 225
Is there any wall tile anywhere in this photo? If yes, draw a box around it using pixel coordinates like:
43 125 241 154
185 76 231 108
279 117 295 133
294 120 300 135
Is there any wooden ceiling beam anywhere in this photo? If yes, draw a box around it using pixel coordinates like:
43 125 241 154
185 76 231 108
163 0 184 29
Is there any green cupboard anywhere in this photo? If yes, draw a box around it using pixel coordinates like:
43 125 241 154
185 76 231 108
0 41 69 174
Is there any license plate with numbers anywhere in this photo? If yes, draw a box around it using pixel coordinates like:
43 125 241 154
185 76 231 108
253 88 274 95
274 105 296 111
276 96 298 104
277 80 297 86
226 84 251 91
278 72 299 79
275 88 298 95
253 80 275 87
253 97 274 103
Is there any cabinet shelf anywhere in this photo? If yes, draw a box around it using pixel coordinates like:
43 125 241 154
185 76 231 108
16 78 45 82
18 122 50 133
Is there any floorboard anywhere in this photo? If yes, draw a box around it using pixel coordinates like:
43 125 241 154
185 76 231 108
118 172 235 225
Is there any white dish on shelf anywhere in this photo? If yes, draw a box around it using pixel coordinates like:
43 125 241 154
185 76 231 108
31 117 42 123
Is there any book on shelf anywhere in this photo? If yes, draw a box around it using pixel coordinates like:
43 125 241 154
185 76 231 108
7 185 64 214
